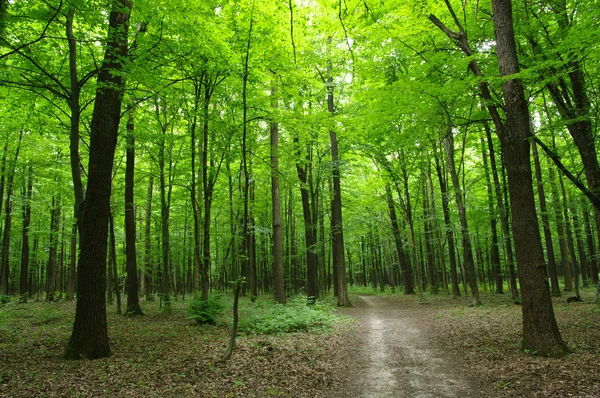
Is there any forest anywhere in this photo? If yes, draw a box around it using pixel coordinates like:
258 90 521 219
1 0 600 396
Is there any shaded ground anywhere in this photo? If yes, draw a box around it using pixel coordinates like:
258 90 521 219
1 291 599 397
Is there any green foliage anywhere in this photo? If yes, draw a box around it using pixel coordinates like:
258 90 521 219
188 295 224 325
0 294 10 305
235 295 343 335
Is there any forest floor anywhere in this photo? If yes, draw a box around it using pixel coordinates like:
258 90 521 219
1 288 599 397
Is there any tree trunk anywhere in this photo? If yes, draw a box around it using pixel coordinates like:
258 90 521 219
386 185 414 294
20 164 33 298
433 144 460 297
66 221 76 301
532 140 560 296
65 0 131 359
444 132 479 305
560 175 581 299
583 205 599 284
109 212 121 314
270 76 285 304
549 166 573 290
492 0 567 356
480 135 503 294
125 106 142 315
0 132 20 295
144 176 154 299
327 52 351 307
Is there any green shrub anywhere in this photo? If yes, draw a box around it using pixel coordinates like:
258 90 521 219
0 295 10 305
188 295 224 325
237 295 341 335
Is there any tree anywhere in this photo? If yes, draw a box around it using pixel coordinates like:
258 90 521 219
124 105 143 315
270 75 285 304
65 0 132 360
491 0 567 357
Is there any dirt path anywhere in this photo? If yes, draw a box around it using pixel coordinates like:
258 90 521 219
335 295 484 398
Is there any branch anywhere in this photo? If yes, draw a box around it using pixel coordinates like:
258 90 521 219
532 135 600 210
0 0 64 60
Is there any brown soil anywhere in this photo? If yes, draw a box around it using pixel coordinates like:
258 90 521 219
332 295 491 398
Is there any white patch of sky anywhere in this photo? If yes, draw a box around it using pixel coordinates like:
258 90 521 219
477 40 496 52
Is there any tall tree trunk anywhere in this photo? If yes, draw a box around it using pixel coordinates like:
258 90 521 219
560 175 581 299
532 140 560 296
583 205 599 284
66 221 76 301
240 3 254 298
20 164 33 299
247 177 257 299
189 77 203 297
480 135 503 294
125 106 142 315
46 194 60 301
327 42 350 307
66 8 84 234
484 123 518 300
294 134 318 301
65 0 131 360
270 76 285 304
422 166 438 294
109 212 121 314
0 131 20 295
492 0 567 356
144 176 154 299
549 166 572 290
386 185 414 294
433 144 460 297
444 132 480 305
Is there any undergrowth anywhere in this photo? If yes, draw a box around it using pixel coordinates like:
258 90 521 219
221 295 347 335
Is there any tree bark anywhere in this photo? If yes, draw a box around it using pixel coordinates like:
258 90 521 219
433 144 460 297
144 176 154 299
65 0 131 359
125 106 142 315
492 0 567 356
327 51 351 307
386 185 414 294
270 76 285 304
20 164 33 298
532 140 560 296
0 132 20 295
444 132 480 305
480 135 503 294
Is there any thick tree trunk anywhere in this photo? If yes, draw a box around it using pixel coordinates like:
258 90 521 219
125 107 142 315
65 0 131 360
294 135 318 301
0 132 19 295
492 0 567 356
327 57 351 307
